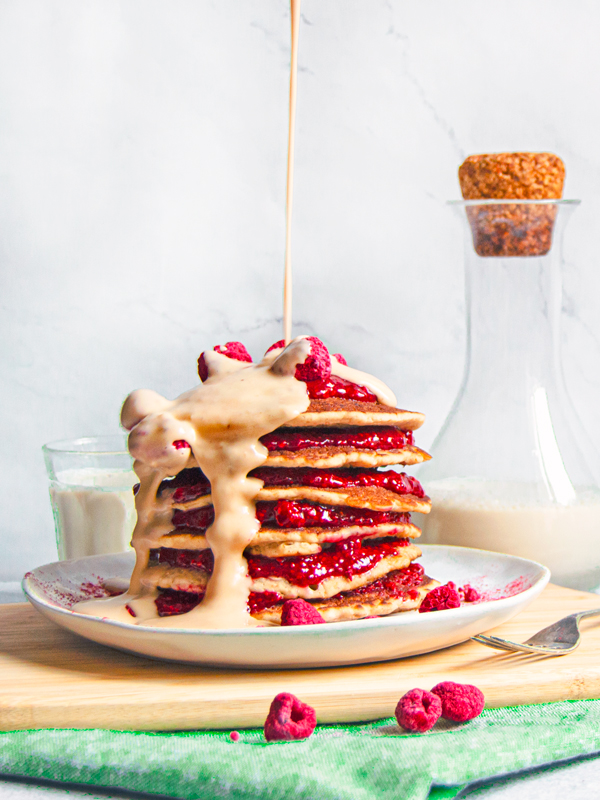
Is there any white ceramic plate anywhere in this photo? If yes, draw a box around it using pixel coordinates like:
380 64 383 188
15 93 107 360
22 546 550 668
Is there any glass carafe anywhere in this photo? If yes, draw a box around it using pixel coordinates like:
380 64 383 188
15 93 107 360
417 199 600 591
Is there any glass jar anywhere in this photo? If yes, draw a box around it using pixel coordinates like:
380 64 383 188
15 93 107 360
417 199 600 591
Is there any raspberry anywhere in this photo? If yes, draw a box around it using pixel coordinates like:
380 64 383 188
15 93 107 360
266 337 331 382
197 342 252 381
418 583 461 613
264 693 317 742
280 598 325 626
229 731 240 742
332 353 347 365
459 584 481 603
214 341 252 362
295 337 331 382
395 688 442 733
197 356 209 381
265 339 286 354
431 681 485 722
172 440 191 450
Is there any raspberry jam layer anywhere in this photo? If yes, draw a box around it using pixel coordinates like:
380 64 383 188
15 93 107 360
306 376 377 402
251 467 425 497
351 562 425 602
172 500 410 532
153 563 425 617
155 587 283 617
160 469 211 503
166 466 425 504
248 536 409 586
172 505 215 531
149 535 410 588
260 427 414 452
149 546 214 573
256 500 410 529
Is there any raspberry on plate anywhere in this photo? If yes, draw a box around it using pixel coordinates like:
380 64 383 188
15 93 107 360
418 583 461 613
280 598 325 626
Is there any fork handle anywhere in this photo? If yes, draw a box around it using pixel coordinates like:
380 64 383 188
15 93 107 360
576 607 600 620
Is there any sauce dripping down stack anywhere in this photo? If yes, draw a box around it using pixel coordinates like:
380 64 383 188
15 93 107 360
75 339 436 627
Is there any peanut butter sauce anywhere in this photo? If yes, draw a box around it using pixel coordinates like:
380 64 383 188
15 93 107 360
74 341 311 628
283 0 301 346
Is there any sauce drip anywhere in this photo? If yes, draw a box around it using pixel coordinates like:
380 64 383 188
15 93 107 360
73 339 311 628
283 0 301 344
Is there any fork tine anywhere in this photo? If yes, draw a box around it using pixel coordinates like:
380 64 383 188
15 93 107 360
472 633 575 655
471 634 521 652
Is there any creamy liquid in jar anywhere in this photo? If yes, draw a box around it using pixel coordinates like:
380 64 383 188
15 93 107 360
50 468 137 559
415 479 600 590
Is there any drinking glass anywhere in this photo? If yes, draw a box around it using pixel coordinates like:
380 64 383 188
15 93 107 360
43 435 137 560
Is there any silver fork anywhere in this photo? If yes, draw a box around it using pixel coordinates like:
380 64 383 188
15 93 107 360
472 607 600 655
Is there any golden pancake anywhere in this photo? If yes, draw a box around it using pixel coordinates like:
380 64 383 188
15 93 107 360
265 445 430 468
171 485 431 514
254 575 440 623
251 522 420 544
279 398 425 429
156 521 421 554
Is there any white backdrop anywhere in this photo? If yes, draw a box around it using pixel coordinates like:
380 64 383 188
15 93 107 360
1 0 600 579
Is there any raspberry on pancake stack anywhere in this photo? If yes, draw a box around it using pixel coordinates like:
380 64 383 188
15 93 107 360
141 338 438 624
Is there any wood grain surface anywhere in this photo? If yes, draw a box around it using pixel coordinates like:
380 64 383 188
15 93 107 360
1 584 600 731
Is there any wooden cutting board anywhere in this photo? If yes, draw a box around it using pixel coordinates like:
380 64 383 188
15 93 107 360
1 583 600 731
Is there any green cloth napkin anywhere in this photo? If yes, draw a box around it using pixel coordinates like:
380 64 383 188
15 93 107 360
1 699 600 800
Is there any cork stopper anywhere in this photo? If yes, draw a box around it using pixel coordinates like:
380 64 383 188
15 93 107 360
458 153 565 257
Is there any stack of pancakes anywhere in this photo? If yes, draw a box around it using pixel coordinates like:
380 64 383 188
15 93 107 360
142 385 438 623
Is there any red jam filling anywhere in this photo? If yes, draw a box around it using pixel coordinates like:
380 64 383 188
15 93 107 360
149 546 214 573
251 467 425 497
255 500 410 529
260 427 414 452
247 537 408 587
172 505 215 531
351 562 425 601
160 469 211 503
305 376 378 402
167 466 425 504
150 536 409 588
173 501 410 532
154 587 284 616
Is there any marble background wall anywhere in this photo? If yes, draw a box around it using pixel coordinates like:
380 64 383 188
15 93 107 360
2 0 600 579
